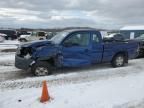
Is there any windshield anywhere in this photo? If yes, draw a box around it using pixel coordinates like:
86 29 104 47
50 31 69 44
135 34 144 39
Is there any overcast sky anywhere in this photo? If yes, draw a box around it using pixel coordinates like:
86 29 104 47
0 0 144 29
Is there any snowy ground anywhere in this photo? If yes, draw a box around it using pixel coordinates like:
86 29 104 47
0 40 19 45
1 71 144 108
0 40 144 108
0 40 19 52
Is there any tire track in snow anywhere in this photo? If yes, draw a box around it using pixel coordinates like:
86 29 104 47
115 99 144 108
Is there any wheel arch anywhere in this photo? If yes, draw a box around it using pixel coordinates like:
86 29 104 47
34 53 62 67
112 51 128 63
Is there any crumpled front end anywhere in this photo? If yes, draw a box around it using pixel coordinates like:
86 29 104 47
15 40 59 70
15 46 35 70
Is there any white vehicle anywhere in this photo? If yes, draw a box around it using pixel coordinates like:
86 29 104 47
103 33 125 42
19 31 47 42
0 33 7 42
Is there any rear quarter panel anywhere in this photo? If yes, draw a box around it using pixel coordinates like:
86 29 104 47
102 41 138 62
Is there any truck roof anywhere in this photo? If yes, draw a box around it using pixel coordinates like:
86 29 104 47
63 29 99 33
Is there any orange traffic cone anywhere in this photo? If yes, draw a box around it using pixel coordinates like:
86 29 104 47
40 80 50 103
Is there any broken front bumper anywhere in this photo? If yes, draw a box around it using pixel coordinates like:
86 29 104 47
15 55 34 70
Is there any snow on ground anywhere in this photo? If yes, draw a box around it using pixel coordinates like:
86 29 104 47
0 66 19 73
0 51 27 82
0 52 17 74
0 40 19 51
0 45 18 51
0 40 19 45
1 72 144 108
0 52 15 65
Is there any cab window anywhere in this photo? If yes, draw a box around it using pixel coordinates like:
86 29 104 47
63 32 90 46
92 33 100 43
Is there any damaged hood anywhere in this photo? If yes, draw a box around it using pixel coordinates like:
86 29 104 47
20 40 54 48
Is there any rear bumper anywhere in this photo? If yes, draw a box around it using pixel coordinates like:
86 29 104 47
15 55 34 70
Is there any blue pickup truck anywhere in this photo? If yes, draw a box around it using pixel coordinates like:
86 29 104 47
15 29 138 76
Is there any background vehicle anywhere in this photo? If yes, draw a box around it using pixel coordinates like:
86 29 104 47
0 33 6 42
15 29 139 76
19 31 47 42
46 32 58 40
103 33 125 42
0 29 17 40
17 30 30 37
120 25 144 39
133 34 144 56
18 32 32 42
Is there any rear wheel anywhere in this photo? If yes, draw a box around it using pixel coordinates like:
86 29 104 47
31 61 52 76
111 54 126 67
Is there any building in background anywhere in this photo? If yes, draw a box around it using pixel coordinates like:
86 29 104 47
120 25 144 39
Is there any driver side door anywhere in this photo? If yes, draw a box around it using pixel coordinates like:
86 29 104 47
61 31 91 67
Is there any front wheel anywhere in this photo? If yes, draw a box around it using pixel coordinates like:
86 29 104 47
31 61 52 76
111 54 126 67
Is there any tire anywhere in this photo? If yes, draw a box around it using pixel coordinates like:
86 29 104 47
111 54 126 68
31 61 52 76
